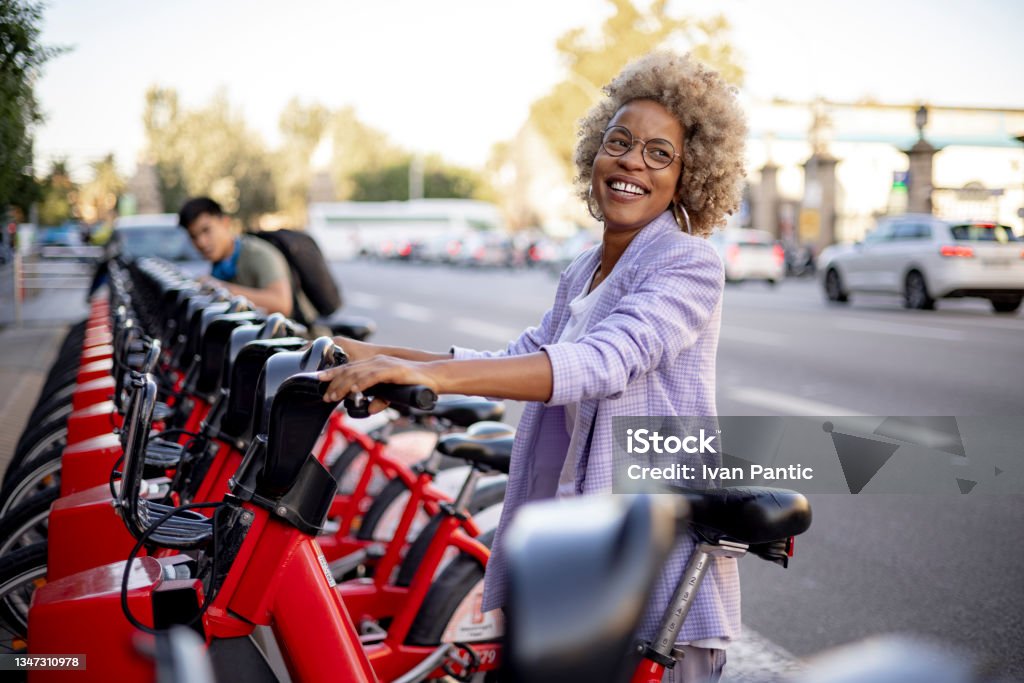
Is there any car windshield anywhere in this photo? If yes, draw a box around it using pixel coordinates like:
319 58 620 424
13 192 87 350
950 223 1019 243
117 226 203 261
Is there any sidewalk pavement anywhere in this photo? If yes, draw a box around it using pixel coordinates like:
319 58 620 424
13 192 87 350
0 286 90 478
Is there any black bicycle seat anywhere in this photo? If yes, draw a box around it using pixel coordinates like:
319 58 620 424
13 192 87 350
436 430 514 473
672 486 812 545
321 313 376 341
415 394 506 427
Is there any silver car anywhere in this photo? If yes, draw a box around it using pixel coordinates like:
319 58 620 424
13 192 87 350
818 214 1024 313
708 228 786 285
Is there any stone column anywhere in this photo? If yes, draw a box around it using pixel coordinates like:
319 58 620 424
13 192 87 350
755 163 779 236
801 154 838 247
905 138 936 214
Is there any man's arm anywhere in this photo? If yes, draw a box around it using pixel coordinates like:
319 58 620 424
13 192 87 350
216 277 293 316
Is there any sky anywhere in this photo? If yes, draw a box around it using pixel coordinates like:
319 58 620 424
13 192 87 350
31 0 1024 180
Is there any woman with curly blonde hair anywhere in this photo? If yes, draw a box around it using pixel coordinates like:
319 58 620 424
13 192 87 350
320 50 747 681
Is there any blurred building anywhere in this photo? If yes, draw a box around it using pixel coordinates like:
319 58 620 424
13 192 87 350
123 160 163 215
489 121 594 237
745 99 1024 248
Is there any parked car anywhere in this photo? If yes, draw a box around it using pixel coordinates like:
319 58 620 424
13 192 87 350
708 228 785 285
453 232 516 267
110 214 205 274
36 222 84 249
549 230 600 274
818 214 1024 313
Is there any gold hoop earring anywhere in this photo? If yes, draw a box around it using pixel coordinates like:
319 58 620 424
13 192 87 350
673 201 692 234
587 185 603 222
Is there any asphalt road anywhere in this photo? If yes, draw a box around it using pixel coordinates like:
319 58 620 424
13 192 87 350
331 258 1024 678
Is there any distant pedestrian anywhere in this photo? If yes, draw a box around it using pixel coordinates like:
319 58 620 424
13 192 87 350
178 197 304 318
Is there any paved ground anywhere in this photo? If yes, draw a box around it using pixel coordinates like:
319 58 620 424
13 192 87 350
0 282 90 477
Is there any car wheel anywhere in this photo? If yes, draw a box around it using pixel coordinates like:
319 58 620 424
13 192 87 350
766 279 777 287
990 296 1022 314
824 269 848 303
904 271 935 310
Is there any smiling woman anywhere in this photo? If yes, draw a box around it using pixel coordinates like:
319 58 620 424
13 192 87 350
575 51 748 239
318 50 748 682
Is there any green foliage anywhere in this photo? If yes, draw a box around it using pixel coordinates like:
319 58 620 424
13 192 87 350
528 0 743 173
0 0 66 215
37 158 75 226
274 97 328 224
139 93 486 225
142 86 277 227
350 156 483 202
77 153 124 224
328 107 406 200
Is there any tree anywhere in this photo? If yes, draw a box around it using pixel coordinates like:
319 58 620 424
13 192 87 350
0 0 65 218
528 0 744 174
328 106 405 200
76 153 124 225
350 155 485 202
274 97 328 224
142 86 188 213
37 158 75 226
142 86 276 227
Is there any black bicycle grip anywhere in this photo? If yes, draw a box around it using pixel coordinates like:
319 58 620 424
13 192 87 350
343 383 437 418
366 383 437 411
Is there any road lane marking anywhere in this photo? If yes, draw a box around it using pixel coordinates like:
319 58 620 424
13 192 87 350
833 317 966 341
390 302 434 322
725 387 868 417
346 291 383 309
452 318 520 343
723 625 804 682
720 326 790 347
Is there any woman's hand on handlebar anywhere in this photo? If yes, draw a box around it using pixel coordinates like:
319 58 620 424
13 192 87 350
317 356 440 409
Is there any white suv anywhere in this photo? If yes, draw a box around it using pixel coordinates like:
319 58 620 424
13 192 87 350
818 214 1024 313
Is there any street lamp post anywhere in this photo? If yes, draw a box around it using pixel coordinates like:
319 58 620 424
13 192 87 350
905 105 936 215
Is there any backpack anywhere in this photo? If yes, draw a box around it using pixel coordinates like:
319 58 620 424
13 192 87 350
252 229 342 320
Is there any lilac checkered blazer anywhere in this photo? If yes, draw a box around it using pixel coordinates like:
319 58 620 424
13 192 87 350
452 211 740 643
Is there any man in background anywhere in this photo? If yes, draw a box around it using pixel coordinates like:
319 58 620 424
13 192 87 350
178 196 295 316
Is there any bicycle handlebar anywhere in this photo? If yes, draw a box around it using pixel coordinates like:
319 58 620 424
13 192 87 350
343 383 438 418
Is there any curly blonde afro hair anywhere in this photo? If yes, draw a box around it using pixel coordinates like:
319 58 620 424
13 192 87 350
574 51 747 238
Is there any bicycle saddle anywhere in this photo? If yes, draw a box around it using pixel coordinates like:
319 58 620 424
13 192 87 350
672 486 812 545
321 313 376 341
436 427 515 474
505 494 684 683
414 394 506 427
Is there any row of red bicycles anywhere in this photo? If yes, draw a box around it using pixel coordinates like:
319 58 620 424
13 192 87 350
0 255 813 683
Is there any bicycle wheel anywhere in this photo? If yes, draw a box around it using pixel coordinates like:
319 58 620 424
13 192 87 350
12 409 70 466
404 530 499 647
0 486 58 556
26 383 76 427
0 542 48 658
5 426 67 486
0 445 63 519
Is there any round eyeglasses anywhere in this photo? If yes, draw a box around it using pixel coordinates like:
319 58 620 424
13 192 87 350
600 126 682 170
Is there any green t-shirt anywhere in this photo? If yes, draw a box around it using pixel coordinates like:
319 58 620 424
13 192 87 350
234 235 319 324
234 234 289 289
